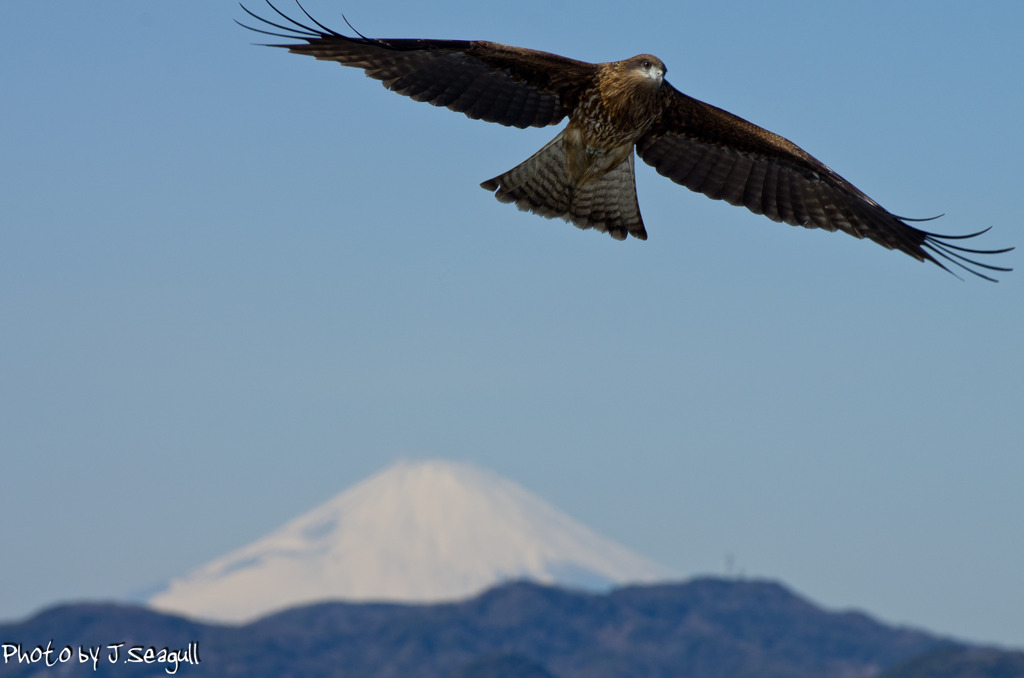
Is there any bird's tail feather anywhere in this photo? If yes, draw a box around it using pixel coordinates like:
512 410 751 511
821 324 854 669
480 133 647 241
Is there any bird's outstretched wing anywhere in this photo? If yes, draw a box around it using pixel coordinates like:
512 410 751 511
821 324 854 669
238 1 597 129
637 85 1013 280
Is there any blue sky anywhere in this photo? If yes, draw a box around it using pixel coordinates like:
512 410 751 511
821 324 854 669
2 0 1021 648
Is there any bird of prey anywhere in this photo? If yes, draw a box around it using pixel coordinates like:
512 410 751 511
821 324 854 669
239 2 1012 280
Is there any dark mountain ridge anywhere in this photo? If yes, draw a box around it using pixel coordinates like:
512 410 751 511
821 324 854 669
1 578 1019 678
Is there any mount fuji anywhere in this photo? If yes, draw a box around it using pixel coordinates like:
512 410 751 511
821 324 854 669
148 459 677 623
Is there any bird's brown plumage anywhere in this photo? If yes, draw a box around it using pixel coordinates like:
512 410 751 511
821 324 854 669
239 1 1012 280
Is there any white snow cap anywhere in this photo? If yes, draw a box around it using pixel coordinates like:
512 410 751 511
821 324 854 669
148 459 677 623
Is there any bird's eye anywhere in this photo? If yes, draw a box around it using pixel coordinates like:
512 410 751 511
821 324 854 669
641 59 652 70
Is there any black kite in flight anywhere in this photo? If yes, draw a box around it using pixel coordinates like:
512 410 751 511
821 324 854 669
239 2 1012 280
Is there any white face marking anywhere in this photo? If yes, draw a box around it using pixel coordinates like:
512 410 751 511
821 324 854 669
636 59 664 86
638 61 663 86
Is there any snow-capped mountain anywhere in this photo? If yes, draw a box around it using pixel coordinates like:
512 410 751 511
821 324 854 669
148 459 677 623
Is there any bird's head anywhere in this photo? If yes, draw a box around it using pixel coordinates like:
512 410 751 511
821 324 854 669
627 54 665 88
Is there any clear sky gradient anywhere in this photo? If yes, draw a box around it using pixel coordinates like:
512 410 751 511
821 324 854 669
2 1 1021 648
